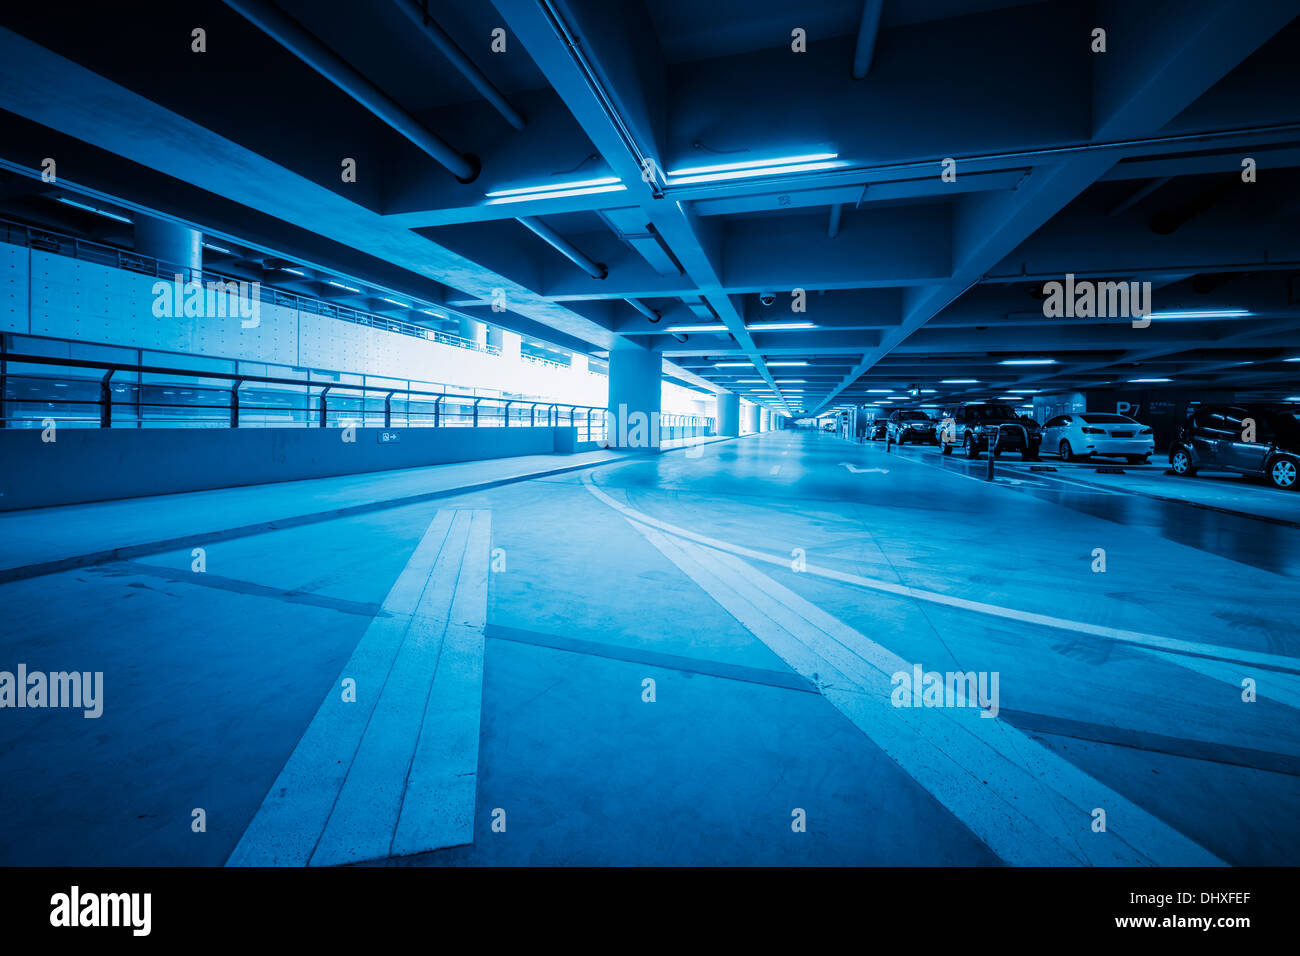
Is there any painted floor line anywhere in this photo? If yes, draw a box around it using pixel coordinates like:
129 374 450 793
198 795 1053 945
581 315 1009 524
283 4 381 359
227 508 490 867
226 510 457 866
580 472 1299 672
630 518 1222 866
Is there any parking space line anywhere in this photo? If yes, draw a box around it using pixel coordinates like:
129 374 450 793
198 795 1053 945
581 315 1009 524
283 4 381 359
631 518 1222 865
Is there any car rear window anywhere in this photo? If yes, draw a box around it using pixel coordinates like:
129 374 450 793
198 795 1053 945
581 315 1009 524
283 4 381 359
1079 414 1133 424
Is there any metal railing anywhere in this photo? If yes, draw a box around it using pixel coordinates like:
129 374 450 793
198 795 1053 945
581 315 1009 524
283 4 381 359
0 352 608 442
0 217 500 356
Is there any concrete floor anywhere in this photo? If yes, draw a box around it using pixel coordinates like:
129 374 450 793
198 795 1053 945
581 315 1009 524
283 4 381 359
1 431 1297 865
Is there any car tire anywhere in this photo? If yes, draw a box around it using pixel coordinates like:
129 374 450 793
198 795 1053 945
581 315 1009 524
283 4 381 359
1126 455 1149 465
1267 456 1298 491
940 441 952 456
1058 439 1076 462
1170 447 1197 477
965 434 978 459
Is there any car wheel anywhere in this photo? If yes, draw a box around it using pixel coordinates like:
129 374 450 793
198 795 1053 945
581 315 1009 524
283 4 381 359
1058 439 1075 462
1170 447 1197 477
1126 455 1149 465
1268 456 1298 490
965 433 978 458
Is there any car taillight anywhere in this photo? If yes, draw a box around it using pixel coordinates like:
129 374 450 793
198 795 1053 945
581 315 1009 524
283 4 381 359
1081 426 1104 435
1139 427 1153 434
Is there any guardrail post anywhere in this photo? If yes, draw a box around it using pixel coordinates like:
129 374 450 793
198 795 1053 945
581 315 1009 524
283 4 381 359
472 398 481 427
434 395 442 428
100 369 114 428
985 428 998 481
384 391 394 429
319 385 331 427
503 400 512 427
231 378 242 428
587 407 594 441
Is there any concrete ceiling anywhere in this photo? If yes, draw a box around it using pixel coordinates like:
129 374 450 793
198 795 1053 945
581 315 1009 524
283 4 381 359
1 0 1298 413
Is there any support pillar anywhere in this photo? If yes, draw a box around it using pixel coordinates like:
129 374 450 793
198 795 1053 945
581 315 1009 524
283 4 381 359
760 408 772 432
743 403 760 434
606 344 661 450
134 215 201 277
716 391 740 438
458 317 488 347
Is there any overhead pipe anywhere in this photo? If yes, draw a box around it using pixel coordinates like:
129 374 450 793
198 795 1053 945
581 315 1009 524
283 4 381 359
517 216 607 279
627 298 660 322
852 0 884 79
393 0 525 131
827 203 843 238
223 0 479 182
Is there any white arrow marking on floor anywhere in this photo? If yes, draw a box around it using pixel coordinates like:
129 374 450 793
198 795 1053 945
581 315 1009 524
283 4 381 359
628 518 1221 865
839 463 890 474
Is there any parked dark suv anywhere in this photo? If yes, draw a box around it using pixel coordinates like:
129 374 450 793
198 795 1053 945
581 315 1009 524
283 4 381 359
885 409 937 444
1169 404 1300 490
938 403 1042 459
867 417 889 440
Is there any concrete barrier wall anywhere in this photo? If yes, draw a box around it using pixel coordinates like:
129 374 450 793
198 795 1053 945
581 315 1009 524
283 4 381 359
0 426 577 511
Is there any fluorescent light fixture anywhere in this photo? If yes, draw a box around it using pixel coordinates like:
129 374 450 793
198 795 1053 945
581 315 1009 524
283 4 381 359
774 379 806 383
667 324 728 333
714 362 753 367
280 267 307 277
380 297 410 308
766 361 809 367
486 177 622 198
941 379 980 384
746 322 815 331
56 197 132 224
420 309 447 318
667 161 846 185
866 389 892 394
202 242 231 254
1147 309 1251 319
1287 358 1300 362
920 389 937 393
1285 396 1300 401
1129 377 1173 383
1008 389 1039 394
735 379 766 383
487 184 626 205
999 358 1057 366
327 280 361 293
665 153 843 184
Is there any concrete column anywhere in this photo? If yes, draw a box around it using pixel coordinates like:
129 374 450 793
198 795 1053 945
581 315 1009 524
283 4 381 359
743 403 760 434
607 345 662 449
499 330 522 362
134 215 201 277
458 317 488 347
485 326 503 350
760 408 772 432
716 391 740 437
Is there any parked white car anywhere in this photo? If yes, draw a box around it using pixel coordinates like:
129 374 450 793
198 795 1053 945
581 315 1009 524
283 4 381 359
1041 412 1154 463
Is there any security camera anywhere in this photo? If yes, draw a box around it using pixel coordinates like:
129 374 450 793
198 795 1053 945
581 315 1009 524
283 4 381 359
759 290 776 306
